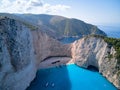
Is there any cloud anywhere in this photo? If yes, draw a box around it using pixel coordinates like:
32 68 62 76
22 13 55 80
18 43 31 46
0 0 70 14
30 0 43 6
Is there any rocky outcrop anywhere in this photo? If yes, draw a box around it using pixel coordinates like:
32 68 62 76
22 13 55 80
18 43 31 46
0 18 37 90
0 17 71 90
31 30 71 68
71 36 120 89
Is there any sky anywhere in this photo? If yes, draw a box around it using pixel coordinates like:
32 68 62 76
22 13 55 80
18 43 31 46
0 0 120 25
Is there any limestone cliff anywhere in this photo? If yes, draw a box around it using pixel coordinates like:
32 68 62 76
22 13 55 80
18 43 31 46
0 18 36 90
72 36 120 89
0 17 71 90
31 30 71 68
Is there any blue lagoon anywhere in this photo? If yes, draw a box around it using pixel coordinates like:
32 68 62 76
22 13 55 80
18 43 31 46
27 64 117 90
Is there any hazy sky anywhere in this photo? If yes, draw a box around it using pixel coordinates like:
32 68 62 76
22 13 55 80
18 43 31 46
0 0 120 25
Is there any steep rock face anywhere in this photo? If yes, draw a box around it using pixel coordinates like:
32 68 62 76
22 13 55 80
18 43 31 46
0 18 37 90
0 18 71 90
31 30 71 68
72 36 120 89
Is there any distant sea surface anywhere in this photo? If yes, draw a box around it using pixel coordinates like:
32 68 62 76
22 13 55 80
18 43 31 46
98 25 120 38
60 25 120 44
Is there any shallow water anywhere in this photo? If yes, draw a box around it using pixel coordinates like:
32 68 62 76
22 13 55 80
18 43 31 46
27 64 117 90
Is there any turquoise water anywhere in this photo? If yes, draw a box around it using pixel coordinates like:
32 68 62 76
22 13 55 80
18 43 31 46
27 64 117 90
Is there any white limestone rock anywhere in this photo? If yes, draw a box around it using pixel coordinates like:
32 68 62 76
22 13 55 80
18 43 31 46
72 36 120 89
0 18 37 90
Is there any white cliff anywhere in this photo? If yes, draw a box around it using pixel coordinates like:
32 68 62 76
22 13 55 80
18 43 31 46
0 18 36 90
72 36 120 89
31 29 71 68
0 18 71 90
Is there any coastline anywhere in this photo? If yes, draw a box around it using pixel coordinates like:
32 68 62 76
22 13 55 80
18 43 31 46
38 57 74 69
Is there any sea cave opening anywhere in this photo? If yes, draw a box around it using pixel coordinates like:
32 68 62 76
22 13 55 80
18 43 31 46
87 65 99 72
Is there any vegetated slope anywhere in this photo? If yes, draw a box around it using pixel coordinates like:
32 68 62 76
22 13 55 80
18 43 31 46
0 13 106 39
17 14 107 38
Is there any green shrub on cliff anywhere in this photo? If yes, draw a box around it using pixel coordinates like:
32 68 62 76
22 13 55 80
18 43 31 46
104 37 120 62
88 35 120 65
22 22 38 30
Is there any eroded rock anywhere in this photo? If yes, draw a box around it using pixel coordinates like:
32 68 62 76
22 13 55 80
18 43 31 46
72 36 120 89
0 18 71 90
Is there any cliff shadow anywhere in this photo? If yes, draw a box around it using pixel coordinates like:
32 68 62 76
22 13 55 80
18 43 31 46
26 65 71 90
87 65 99 72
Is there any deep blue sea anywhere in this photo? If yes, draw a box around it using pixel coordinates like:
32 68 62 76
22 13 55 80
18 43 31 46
60 25 120 44
27 64 117 90
98 25 120 38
